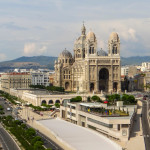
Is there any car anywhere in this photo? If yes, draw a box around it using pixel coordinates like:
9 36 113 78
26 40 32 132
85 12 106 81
16 107 22 110
22 119 27 123
7 108 11 111
143 95 149 100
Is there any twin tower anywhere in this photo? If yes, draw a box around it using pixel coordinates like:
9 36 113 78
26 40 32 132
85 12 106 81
54 24 121 93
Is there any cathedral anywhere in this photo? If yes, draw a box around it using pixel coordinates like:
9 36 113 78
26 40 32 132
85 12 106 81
54 24 121 93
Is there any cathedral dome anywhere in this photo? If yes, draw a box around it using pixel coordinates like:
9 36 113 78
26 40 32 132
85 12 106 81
86 31 96 41
60 49 72 58
109 32 119 41
98 49 108 56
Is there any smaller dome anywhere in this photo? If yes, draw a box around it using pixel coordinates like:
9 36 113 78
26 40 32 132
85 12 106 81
97 49 108 56
86 31 96 40
60 49 72 58
109 32 119 41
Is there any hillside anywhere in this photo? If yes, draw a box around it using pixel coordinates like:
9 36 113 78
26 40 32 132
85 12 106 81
121 56 150 66
0 55 149 72
0 56 57 71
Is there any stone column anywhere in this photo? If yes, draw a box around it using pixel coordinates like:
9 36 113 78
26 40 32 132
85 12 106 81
95 60 98 92
72 68 74 91
109 59 113 93
118 59 121 92
87 60 90 92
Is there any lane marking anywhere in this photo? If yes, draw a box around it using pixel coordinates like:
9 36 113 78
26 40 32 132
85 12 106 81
0 131 9 150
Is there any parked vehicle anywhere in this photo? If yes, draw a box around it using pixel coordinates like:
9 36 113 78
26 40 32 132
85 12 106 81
7 108 11 111
143 95 148 100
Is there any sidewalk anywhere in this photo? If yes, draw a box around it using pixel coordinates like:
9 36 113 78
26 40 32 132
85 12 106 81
18 107 70 150
115 101 145 150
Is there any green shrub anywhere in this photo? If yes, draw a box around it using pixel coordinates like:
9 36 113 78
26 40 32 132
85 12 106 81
91 95 103 102
70 96 82 102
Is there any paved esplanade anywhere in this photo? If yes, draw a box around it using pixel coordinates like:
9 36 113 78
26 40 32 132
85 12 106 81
37 119 122 150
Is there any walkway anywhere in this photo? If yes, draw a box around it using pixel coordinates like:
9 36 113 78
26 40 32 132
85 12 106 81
116 100 145 150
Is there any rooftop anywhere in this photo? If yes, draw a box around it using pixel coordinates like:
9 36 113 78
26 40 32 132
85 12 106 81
37 118 122 150
79 102 107 108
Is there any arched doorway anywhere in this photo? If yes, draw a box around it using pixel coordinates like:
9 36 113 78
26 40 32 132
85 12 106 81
41 100 47 105
113 82 118 92
65 82 70 90
90 83 94 92
99 68 109 92
49 100 53 104
55 100 60 104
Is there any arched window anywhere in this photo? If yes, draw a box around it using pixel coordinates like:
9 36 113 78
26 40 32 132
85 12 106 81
89 47 92 54
49 100 53 104
64 69 71 80
113 45 117 54
41 100 47 105
55 100 60 103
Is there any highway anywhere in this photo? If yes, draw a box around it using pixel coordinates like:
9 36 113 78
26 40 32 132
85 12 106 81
0 124 19 150
0 97 63 150
141 100 150 150
26 124 63 150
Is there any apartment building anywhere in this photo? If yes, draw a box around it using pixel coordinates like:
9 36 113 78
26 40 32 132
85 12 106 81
60 102 136 142
1 72 31 93
31 72 50 86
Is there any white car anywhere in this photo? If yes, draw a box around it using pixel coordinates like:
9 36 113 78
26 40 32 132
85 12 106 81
7 108 11 111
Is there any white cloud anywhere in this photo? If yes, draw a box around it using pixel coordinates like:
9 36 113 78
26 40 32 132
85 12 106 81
0 53 7 61
120 28 137 42
23 43 47 56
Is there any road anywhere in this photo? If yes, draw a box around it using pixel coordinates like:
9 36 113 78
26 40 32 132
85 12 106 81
0 98 12 116
141 100 150 150
0 97 63 150
26 124 63 150
0 124 19 150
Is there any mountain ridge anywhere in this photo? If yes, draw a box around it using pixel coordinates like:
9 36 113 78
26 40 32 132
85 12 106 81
0 55 149 72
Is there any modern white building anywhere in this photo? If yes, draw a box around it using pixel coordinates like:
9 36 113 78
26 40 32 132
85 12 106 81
31 72 50 86
121 66 129 76
60 102 136 142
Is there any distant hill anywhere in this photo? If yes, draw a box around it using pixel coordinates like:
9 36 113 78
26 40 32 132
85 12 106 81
0 56 57 72
121 56 150 66
0 55 149 72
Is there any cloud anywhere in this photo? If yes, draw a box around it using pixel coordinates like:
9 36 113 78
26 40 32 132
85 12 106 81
23 43 47 56
52 0 63 10
0 53 7 61
120 28 137 42
0 22 27 30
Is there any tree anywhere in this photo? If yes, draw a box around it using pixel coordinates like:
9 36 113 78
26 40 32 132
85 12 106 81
55 103 60 108
26 128 36 139
122 94 136 104
91 95 102 102
31 136 43 145
33 141 45 150
70 96 82 102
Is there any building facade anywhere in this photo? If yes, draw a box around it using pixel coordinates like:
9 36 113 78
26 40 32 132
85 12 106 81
60 102 136 141
54 24 121 93
1 72 31 93
121 66 129 76
31 72 50 86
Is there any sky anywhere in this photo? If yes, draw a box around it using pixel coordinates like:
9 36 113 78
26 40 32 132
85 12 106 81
0 0 150 61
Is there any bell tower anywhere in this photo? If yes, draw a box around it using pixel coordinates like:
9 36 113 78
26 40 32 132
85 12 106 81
108 32 120 56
